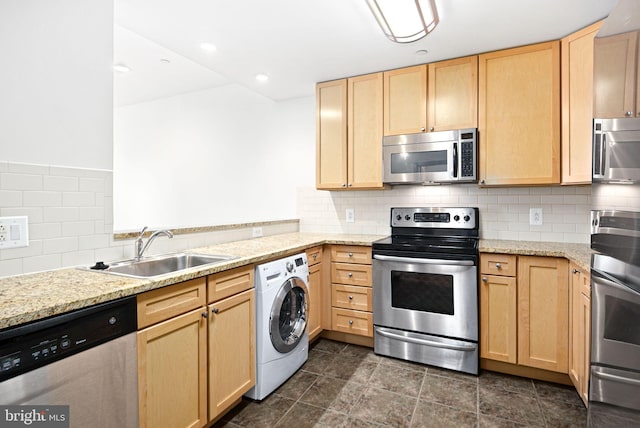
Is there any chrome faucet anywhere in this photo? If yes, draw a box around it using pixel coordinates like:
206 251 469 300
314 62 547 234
134 226 174 260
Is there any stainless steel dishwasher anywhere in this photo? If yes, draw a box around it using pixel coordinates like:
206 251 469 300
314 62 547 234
0 296 138 427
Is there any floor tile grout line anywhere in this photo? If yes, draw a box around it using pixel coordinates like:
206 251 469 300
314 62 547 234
409 367 429 427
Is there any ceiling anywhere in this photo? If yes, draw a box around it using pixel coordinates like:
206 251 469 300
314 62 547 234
114 0 618 107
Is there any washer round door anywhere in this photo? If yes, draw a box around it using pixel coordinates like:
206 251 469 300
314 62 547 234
270 277 308 353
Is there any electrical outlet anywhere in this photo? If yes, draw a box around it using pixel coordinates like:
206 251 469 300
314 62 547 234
252 227 263 238
0 216 29 248
346 209 355 223
529 208 543 226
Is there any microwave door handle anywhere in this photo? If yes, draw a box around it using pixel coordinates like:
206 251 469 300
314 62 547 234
601 133 607 176
452 142 458 178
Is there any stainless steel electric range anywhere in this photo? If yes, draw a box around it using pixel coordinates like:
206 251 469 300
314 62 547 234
372 207 480 375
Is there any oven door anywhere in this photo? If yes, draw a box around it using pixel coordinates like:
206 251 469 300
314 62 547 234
372 254 478 341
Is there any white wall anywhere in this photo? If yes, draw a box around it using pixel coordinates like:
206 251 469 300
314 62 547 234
114 85 315 230
0 0 113 170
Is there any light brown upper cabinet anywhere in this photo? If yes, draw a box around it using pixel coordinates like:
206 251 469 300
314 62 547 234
562 22 602 184
316 74 384 190
428 55 478 131
593 31 639 118
478 41 561 186
316 79 348 189
383 65 428 135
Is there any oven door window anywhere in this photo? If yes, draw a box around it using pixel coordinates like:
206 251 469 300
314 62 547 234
604 295 640 346
390 270 454 315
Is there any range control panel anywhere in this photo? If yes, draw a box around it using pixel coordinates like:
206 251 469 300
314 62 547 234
391 207 478 230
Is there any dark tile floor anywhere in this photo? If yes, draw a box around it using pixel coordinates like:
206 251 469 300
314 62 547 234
215 339 587 427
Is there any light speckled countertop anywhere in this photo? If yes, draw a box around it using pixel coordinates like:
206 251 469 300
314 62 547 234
0 233 593 330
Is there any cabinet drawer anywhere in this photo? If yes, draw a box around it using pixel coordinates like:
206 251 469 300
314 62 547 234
331 284 372 312
480 254 517 276
137 277 206 329
331 308 373 337
330 245 372 264
306 246 323 266
331 263 372 287
208 265 254 303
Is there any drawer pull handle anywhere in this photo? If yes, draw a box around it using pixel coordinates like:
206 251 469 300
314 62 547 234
348 272 353 277
211 307 219 314
482 277 487 282
348 252 353 257
495 263 502 269
348 320 353 325
312 254 317 260
348 295 353 300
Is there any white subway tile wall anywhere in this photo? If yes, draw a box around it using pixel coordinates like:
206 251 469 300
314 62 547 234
0 162 297 277
297 184 592 243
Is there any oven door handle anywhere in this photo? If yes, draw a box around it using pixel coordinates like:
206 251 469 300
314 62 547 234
373 254 474 266
375 327 477 351
592 370 640 387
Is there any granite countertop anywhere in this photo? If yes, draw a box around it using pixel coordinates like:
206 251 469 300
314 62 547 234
0 233 594 330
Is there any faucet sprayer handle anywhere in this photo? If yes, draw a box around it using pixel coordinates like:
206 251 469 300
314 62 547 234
137 226 148 238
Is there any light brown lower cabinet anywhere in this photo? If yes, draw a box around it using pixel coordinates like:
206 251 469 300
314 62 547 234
306 246 323 341
208 288 256 420
137 308 208 428
569 262 591 406
480 255 570 374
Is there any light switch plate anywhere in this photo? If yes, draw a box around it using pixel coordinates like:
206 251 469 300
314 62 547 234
529 208 543 226
252 227 263 238
0 216 29 248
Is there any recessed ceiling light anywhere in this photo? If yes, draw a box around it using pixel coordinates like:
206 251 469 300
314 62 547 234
199 42 217 52
415 49 428 56
255 74 269 82
113 63 131 73
160 58 171 64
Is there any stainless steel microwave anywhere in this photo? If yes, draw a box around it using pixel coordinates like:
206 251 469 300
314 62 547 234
382 128 477 185
593 118 640 183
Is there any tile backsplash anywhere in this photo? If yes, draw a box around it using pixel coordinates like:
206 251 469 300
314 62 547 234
297 184 591 243
0 161 297 277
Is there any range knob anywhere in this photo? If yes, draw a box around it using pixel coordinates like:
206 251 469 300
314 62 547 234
405 215 411 221
464 215 471 222
286 261 294 273
396 214 402 221
453 215 460 222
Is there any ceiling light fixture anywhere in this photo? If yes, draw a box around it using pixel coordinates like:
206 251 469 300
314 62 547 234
255 74 269 82
365 0 439 43
113 63 131 73
199 42 217 52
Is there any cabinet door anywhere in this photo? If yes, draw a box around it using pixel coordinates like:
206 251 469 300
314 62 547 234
428 55 478 131
517 256 569 373
594 31 638 118
316 79 348 189
208 289 255 420
138 308 208 428
383 65 427 135
480 274 517 363
307 261 322 340
562 22 602 184
348 72 384 189
568 264 583 390
478 41 560 185
579 291 591 406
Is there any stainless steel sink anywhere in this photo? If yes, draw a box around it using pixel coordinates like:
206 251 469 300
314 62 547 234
83 253 237 278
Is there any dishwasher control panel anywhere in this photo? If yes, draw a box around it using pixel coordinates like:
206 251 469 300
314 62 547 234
0 297 136 382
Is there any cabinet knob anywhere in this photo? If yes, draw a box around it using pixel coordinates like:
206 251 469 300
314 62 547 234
348 272 353 277
482 277 487 282
348 183 353 187
201 311 208 319
429 127 434 132
341 183 346 187
348 252 353 257
495 263 502 269
572 268 579 274
480 179 485 185
348 295 354 300
312 254 317 260
348 320 354 325
421 127 426 132
626 111 633 117
211 307 219 314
